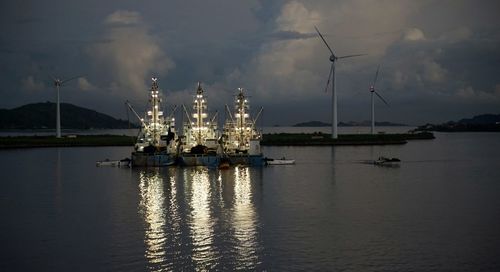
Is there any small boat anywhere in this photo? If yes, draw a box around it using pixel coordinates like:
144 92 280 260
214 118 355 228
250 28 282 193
374 156 401 165
96 158 131 167
265 157 295 165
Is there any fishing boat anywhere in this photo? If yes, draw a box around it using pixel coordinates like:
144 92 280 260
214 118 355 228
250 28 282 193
222 88 264 166
127 78 177 167
178 82 221 166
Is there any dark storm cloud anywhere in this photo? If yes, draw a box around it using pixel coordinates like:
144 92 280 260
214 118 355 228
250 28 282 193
0 0 499 125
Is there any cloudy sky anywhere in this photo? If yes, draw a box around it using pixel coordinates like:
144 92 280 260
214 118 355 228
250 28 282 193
1 0 499 125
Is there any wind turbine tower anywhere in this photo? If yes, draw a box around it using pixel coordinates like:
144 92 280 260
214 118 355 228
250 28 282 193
314 26 365 139
369 65 389 134
52 75 81 138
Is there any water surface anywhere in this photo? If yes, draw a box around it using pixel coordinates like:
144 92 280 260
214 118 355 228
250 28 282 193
1 132 500 271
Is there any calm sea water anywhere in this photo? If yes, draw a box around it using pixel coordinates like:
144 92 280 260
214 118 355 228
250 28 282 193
1 132 500 271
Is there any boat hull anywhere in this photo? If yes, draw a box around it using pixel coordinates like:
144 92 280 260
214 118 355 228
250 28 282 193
179 154 220 167
179 153 265 167
131 152 175 167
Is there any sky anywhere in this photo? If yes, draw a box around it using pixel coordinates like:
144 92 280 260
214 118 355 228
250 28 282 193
1 0 499 126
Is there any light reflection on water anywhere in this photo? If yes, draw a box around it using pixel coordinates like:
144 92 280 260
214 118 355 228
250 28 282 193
186 168 217 270
138 170 168 270
233 167 259 270
137 167 262 271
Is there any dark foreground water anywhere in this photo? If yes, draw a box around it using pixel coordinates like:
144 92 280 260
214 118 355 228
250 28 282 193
1 132 500 271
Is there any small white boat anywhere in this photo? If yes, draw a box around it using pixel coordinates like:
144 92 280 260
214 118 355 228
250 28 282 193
96 158 131 167
373 156 400 165
265 157 295 165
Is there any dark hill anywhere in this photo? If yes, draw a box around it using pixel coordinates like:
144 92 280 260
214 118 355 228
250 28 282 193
416 114 500 132
458 114 500 125
0 102 133 129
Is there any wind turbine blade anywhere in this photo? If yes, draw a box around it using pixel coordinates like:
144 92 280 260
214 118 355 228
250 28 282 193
373 64 381 86
324 63 333 92
61 74 84 84
337 53 366 59
314 26 335 57
374 91 389 106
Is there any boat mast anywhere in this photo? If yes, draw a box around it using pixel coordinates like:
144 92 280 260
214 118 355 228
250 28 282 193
193 82 207 145
150 78 162 146
236 88 248 150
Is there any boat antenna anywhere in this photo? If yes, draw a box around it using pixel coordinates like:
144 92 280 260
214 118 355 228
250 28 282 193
125 100 146 127
210 110 218 124
168 105 178 120
225 104 234 123
181 104 193 128
252 106 264 126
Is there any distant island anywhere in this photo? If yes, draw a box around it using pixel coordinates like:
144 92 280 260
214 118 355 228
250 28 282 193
416 114 500 132
293 120 407 127
0 102 135 130
293 121 331 127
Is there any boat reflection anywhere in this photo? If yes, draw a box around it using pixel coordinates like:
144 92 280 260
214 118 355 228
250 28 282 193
185 167 217 270
139 168 185 271
138 170 167 269
137 166 262 270
232 166 260 270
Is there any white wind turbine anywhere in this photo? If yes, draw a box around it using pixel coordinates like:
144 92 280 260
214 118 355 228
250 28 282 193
369 65 389 134
51 75 82 138
314 26 365 139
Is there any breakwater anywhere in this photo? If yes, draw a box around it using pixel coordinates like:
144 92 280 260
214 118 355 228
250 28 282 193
261 132 434 146
0 132 434 149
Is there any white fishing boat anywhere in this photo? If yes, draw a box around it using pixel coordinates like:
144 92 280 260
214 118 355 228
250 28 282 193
126 78 177 167
222 88 264 166
179 82 221 166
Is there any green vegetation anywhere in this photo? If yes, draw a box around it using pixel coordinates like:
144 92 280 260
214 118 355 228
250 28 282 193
261 132 434 146
0 135 136 149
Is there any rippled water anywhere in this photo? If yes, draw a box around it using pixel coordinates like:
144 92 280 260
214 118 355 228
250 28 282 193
1 132 500 271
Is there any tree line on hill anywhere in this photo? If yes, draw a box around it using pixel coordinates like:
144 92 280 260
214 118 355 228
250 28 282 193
416 114 500 132
0 102 135 129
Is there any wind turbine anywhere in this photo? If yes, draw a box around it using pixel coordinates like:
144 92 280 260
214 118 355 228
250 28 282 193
314 26 365 139
369 65 389 134
51 75 82 138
